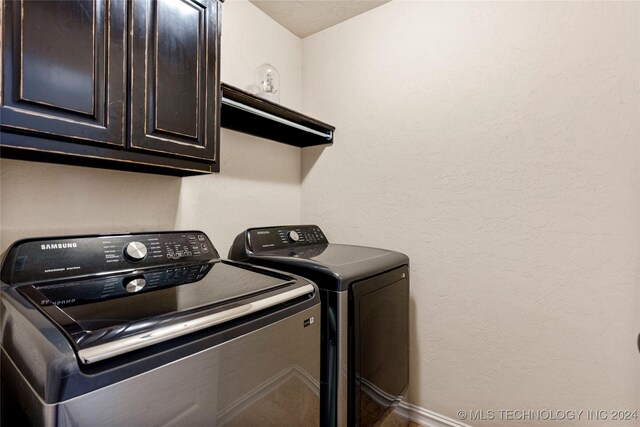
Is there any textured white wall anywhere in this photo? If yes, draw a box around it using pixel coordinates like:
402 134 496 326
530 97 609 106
301 1 640 425
0 0 302 256
175 0 303 253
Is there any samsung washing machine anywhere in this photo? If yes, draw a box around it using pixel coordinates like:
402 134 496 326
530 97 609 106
229 225 409 427
1 231 321 426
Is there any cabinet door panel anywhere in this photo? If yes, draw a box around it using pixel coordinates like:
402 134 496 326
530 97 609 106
155 0 200 138
21 0 95 114
130 0 220 162
0 0 126 146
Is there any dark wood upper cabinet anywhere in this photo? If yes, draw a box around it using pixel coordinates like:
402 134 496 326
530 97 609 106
0 0 221 176
1 0 126 146
130 0 219 162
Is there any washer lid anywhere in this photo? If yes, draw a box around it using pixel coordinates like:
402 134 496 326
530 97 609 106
17 260 313 364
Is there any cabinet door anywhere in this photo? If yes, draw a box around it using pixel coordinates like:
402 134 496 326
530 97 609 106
130 0 220 163
0 0 126 146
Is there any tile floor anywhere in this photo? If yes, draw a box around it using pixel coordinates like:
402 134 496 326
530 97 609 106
379 412 423 427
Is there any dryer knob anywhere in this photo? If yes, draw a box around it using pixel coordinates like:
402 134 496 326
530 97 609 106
287 230 300 243
124 241 147 262
124 277 146 293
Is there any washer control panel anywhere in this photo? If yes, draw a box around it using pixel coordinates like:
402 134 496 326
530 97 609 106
248 225 328 253
1 231 218 285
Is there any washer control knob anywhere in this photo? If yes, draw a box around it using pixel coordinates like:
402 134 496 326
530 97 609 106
124 277 146 293
287 230 300 243
124 241 147 262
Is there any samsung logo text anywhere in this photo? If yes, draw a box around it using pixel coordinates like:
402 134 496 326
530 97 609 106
41 243 78 250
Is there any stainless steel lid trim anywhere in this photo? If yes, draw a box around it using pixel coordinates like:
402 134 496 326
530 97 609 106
77 284 315 364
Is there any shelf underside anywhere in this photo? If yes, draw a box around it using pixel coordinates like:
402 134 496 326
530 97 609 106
220 83 335 147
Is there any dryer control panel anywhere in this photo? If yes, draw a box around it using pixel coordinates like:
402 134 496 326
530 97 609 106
247 225 328 253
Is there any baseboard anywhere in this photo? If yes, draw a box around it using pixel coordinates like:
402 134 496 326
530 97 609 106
394 402 474 427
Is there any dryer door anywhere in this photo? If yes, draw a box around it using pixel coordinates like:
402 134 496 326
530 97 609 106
351 266 409 426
